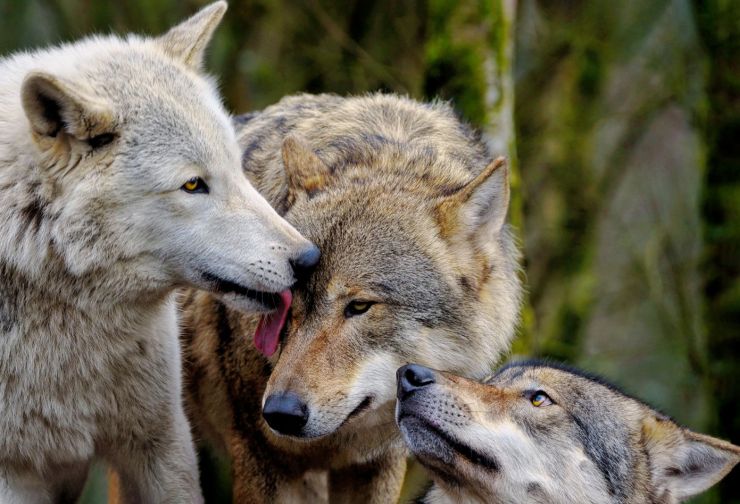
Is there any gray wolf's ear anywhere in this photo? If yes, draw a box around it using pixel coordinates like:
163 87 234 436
643 415 740 501
156 1 227 72
22 72 114 142
436 157 509 238
281 136 331 198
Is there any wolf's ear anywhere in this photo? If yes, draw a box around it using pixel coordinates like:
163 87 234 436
436 157 509 238
282 136 331 198
156 1 227 72
642 415 740 500
22 72 113 142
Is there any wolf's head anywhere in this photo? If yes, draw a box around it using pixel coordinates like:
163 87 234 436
396 362 740 504
13 2 314 310
259 131 521 439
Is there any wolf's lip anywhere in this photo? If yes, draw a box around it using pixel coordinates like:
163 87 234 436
200 271 282 309
398 412 499 472
340 396 374 427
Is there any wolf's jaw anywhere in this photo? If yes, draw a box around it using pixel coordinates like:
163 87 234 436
198 270 282 310
398 412 500 472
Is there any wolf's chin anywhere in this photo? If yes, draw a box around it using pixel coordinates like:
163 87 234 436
398 414 455 466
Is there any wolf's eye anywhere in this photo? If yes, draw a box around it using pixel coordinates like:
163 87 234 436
344 300 374 318
182 177 209 194
530 391 553 407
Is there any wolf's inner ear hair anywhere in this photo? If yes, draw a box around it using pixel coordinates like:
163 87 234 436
281 136 331 197
436 156 509 237
642 415 740 500
156 1 227 72
21 72 113 143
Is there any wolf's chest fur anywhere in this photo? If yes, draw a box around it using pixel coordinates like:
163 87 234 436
0 263 178 472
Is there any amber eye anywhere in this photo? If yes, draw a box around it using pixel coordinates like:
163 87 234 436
530 391 553 407
344 300 374 318
181 177 209 194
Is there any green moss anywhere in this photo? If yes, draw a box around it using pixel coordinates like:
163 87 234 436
424 1 493 126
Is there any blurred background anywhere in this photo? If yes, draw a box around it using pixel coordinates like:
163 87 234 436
1 0 737 502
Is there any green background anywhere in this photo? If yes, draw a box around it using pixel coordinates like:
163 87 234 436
1 0 737 502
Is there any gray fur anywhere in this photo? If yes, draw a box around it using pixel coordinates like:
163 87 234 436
183 93 522 501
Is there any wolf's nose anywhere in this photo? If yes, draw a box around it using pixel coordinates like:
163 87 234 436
290 243 320 279
262 392 309 436
397 364 436 398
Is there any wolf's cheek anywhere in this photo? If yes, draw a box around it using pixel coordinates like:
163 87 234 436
346 350 406 407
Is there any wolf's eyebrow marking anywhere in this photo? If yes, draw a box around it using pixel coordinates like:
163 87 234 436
366 281 397 296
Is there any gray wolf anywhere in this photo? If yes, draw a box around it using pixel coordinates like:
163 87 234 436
396 361 740 504
182 93 522 502
0 3 316 503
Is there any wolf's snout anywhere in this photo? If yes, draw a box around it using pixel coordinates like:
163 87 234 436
397 364 436 398
290 243 320 280
262 392 309 436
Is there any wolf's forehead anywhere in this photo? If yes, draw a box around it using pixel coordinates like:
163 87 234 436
93 51 231 140
310 207 437 272
490 365 582 391
292 189 437 240
111 91 234 169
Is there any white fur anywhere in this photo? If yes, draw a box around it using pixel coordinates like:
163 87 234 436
0 3 311 502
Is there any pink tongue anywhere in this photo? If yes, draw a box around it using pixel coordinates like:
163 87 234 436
254 290 292 357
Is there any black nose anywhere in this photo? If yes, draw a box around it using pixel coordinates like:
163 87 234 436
397 364 436 398
262 392 309 436
290 244 320 278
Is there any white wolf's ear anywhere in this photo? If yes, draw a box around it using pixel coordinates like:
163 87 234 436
22 72 114 143
642 415 740 501
156 1 227 72
436 157 509 238
282 136 331 198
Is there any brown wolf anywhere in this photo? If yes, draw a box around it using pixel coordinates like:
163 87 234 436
396 361 740 504
182 93 522 502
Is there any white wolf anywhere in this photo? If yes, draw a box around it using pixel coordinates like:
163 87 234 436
0 3 317 503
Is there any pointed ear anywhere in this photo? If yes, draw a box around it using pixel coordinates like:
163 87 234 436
436 157 509 238
281 136 331 198
156 1 227 71
642 415 740 501
21 72 113 141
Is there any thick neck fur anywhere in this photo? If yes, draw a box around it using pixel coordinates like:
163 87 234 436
0 173 170 311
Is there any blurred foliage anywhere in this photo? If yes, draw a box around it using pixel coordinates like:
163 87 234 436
0 0 737 502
